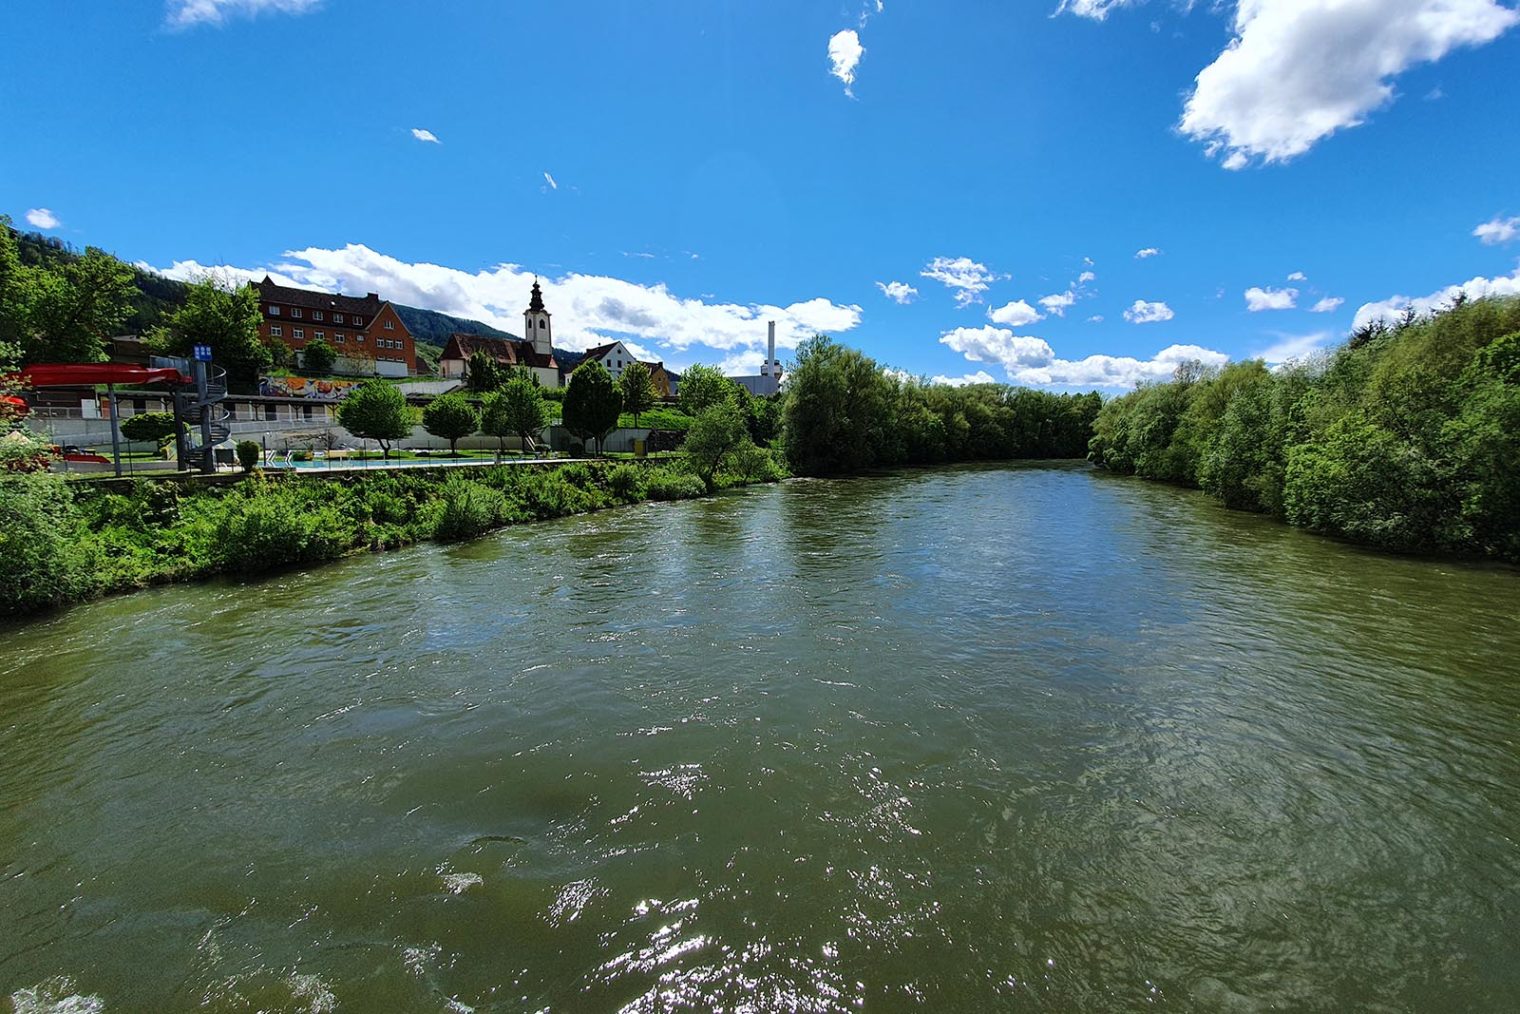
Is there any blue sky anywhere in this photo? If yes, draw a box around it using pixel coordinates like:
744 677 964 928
4 0 1520 386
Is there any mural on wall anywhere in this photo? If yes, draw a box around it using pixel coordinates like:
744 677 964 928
259 376 361 401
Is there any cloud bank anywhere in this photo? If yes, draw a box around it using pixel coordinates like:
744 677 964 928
166 0 321 29
940 324 1226 389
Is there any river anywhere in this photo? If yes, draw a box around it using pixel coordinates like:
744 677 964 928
2 463 1517 1012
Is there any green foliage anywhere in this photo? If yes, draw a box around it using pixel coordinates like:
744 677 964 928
120 412 179 445
607 463 647 502
428 477 505 541
781 336 896 476
236 440 261 473
421 392 479 454
0 473 88 611
684 401 752 491
0 220 136 365
678 363 737 416
466 349 507 393
481 371 550 456
645 468 708 501
213 480 350 573
618 360 658 424
147 275 270 391
302 337 337 375
336 380 415 457
1090 296 1520 560
562 361 622 454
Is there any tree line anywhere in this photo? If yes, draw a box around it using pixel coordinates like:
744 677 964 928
1088 295 1520 561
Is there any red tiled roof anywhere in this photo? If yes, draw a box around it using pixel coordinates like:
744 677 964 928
442 332 558 370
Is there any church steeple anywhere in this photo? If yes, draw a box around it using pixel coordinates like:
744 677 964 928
525 278 552 355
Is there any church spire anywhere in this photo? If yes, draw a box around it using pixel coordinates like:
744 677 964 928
528 278 546 313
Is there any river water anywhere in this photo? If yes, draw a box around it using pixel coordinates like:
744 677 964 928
2 463 1517 1012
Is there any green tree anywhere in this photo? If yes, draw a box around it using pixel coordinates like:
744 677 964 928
0 221 136 365
147 275 270 391
684 401 752 491
337 380 415 458
618 360 657 425
302 337 337 375
467 349 506 393
481 372 550 459
421 392 479 456
562 361 622 455
119 411 179 446
236 440 261 473
781 336 895 476
678 363 736 416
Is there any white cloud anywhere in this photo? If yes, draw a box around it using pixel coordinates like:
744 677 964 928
24 208 60 230
1078 270 1097 284
166 0 320 28
1123 299 1174 323
828 30 864 95
1311 296 1344 313
877 281 919 304
140 243 862 360
1087 314 1105 323
930 371 999 387
1181 0 1520 168
1254 330 1333 363
1039 290 1076 316
1056 0 1138 20
941 324 1226 389
543 171 559 190
1287 271 1308 281
988 299 1043 327
1353 267 1520 330
1244 285 1299 311
1474 215 1519 245
921 256 1003 307
1135 247 1161 259
411 128 440 144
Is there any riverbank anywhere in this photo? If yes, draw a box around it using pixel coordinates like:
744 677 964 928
0 454 786 617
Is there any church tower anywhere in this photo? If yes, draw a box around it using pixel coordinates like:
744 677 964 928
525 279 552 356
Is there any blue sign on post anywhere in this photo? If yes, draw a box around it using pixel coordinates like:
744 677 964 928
192 344 213 362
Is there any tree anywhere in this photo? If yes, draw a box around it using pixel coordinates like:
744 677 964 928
482 372 550 459
147 275 270 391
421 391 479 456
0 221 136 365
236 440 261 473
781 336 895 476
467 349 506 393
336 380 415 458
678 363 736 416
119 411 179 446
684 401 752 491
302 337 336 375
562 361 622 455
618 360 657 425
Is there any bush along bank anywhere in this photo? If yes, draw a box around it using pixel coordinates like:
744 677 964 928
0 454 787 616
1087 295 1520 562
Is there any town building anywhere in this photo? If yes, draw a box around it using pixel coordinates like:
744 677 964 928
578 341 678 397
438 280 561 388
251 277 417 377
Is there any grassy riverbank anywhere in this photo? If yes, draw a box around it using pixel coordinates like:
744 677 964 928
1 456 785 616
1088 296 1520 561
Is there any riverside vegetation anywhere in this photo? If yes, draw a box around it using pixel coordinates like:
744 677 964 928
1087 296 1520 561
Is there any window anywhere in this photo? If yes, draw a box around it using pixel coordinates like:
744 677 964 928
357 335 365 343
335 334 345 344
271 325 284 337
352 318 363 328
292 308 303 318
384 319 394 330
293 328 305 339
132 397 146 412
314 311 324 321
302 405 313 420
315 331 325 341
264 404 276 421
269 305 280 316
333 313 344 324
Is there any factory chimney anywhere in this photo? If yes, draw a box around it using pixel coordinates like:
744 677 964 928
765 321 777 379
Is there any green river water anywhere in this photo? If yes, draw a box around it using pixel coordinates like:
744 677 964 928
2 463 1518 1012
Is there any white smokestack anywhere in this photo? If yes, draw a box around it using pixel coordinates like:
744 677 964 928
767 321 776 377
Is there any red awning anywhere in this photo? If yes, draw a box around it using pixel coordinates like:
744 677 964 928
18 364 193 388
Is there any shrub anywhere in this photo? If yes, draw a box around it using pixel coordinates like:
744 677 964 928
0 473 88 611
236 441 260 472
732 443 785 484
214 481 351 573
120 411 179 446
429 477 504 542
607 463 647 502
645 468 707 501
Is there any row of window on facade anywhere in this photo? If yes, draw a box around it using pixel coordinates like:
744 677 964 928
267 305 389 328
269 325 406 350
123 399 326 422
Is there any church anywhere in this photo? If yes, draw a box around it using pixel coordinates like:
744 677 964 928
438 280 562 388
